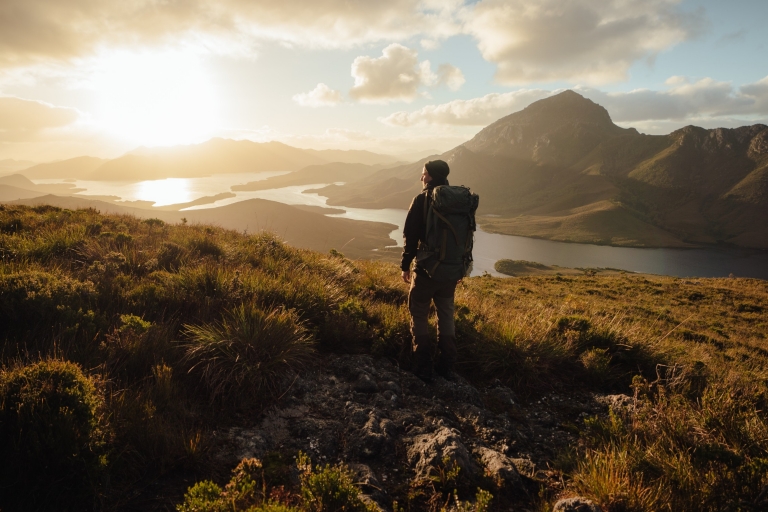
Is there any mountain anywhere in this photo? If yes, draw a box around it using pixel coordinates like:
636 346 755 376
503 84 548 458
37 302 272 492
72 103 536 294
315 91 768 249
18 156 107 180
88 139 329 181
232 162 383 192
0 159 36 175
301 148 401 166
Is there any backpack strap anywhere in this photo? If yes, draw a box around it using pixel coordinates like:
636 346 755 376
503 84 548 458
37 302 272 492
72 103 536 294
433 210 459 246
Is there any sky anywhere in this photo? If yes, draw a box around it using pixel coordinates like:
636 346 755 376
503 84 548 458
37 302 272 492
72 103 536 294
1 0 767 163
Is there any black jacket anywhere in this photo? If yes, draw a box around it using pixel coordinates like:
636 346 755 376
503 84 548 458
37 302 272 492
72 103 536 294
401 179 448 273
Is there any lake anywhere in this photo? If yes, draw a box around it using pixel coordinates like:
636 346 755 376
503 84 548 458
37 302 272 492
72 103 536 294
33 174 768 280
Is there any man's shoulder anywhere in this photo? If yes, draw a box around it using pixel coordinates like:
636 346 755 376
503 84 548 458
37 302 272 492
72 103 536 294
408 190 427 209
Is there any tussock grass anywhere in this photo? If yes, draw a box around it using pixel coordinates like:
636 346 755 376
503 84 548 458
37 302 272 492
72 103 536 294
181 304 315 403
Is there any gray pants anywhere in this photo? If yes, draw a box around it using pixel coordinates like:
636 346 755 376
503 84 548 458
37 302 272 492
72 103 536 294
408 272 457 337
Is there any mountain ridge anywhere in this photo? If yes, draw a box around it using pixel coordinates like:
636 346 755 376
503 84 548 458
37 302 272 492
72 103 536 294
316 91 768 249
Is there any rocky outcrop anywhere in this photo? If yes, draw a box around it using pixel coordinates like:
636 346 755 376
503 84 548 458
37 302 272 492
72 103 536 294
553 496 602 512
212 353 619 509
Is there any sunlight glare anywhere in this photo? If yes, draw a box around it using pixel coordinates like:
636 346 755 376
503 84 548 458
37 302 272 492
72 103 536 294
94 50 220 147
136 178 193 206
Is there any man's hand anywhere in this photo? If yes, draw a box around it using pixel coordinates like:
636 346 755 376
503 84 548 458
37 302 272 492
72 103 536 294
401 270 411 284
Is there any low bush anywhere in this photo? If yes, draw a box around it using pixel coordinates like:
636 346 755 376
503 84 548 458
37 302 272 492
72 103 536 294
0 359 107 511
297 452 377 512
177 458 300 512
180 304 315 403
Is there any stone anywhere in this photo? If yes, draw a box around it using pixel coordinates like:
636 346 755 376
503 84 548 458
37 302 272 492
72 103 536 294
474 446 523 490
354 373 379 393
406 426 480 481
509 458 536 477
594 394 633 411
348 412 393 459
553 497 602 512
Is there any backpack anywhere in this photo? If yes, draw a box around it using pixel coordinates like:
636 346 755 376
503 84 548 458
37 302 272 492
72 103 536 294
415 185 479 281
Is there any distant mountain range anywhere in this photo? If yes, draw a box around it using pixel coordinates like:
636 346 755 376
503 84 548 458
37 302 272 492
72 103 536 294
12 140 403 181
3 92 767 249
315 91 768 249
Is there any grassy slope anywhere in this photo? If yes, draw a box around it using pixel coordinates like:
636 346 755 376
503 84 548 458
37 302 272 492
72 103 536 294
1 204 767 511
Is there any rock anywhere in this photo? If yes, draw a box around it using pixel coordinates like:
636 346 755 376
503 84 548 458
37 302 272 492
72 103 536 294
553 497 602 512
348 412 393 459
354 373 379 393
348 463 381 491
349 464 388 511
509 458 536 477
406 426 480 481
474 446 523 490
594 394 633 411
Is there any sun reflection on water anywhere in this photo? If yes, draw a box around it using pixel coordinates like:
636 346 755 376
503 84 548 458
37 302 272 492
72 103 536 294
135 178 192 206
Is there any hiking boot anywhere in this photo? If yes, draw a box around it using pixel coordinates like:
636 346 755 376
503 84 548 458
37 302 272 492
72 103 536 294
412 335 433 383
435 335 457 381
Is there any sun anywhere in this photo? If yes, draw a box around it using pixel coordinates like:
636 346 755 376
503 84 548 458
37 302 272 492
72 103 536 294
93 49 220 147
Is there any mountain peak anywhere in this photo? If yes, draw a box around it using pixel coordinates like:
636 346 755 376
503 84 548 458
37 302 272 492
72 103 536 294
463 90 627 161
518 90 613 125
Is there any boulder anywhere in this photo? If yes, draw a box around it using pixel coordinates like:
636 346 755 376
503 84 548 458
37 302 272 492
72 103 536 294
474 446 522 490
553 496 602 512
406 426 479 481
347 411 393 459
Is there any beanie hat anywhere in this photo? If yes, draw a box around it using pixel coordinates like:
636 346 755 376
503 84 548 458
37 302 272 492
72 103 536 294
424 160 450 183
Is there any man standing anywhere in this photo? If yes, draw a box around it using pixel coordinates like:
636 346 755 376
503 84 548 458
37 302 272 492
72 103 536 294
401 160 459 382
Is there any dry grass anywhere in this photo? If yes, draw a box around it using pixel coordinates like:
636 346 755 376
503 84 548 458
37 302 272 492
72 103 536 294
1 204 767 511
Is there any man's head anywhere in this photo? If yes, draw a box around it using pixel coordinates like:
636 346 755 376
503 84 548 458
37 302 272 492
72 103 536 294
422 160 450 186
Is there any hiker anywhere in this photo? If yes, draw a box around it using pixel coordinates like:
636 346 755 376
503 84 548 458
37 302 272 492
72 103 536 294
401 160 478 382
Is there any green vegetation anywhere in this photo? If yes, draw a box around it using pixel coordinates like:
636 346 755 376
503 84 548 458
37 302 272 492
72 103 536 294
0 359 107 511
1 204 767 511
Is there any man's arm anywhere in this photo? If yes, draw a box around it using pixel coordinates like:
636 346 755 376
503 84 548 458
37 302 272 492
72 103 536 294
401 193 424 280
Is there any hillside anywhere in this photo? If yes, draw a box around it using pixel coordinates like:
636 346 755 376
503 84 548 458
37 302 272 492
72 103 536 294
7 194 397 261
1 204 767 511
316 91 768 249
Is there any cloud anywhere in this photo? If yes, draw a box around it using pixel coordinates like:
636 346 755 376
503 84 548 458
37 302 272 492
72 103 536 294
577 76 768 122
349 44 464 103
380 75 768 129
380 89 552 126
292 83 343 107
436 64 465 91
0 0 463 68
463 0 706 85
0 96 79 139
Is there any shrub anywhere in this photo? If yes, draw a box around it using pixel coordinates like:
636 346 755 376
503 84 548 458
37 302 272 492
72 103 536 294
189 236 224 259
0 271 99 338
157 241 187 271
177 458 301 512
181 304 315 403
298 452 377 512
0 359 107 511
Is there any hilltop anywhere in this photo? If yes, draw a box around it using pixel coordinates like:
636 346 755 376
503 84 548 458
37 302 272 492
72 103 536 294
315 91 768 249
1 204 767 511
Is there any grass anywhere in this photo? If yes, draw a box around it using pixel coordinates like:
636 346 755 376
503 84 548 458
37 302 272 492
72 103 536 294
0 204 767 511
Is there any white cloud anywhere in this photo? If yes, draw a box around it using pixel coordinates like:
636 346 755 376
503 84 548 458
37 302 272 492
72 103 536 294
292 83 343 107
0 0 464 68
349 44 464 103
0 96 79 139
380 75 768 129
577 76 768 122
380 89 552 126
437 64 465 91
463 0 705 85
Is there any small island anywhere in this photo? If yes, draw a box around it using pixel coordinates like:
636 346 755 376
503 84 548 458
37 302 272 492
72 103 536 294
494 259 626 277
